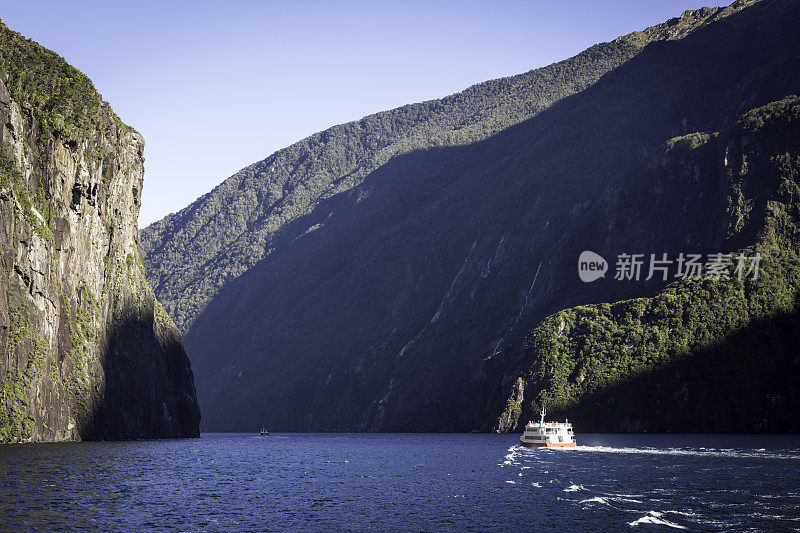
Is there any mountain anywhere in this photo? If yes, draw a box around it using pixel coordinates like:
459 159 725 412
142 3 739 334
0 20 200 442
143 0 800 432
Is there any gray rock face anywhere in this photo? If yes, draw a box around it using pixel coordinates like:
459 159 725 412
0 25 200 442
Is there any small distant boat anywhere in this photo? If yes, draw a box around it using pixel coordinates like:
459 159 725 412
259 428 270 436
519 407 576 448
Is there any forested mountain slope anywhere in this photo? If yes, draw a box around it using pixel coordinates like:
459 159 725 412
497 95 800 433
155 0 800 431
142 2 748 333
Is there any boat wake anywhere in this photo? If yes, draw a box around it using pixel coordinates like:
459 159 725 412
628 511 688 530
500 446 521 466
570 445 800 460
499 440 800 530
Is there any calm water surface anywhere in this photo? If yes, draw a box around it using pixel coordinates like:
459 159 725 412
1 433 799 531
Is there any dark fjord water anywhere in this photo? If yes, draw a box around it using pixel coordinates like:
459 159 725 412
1 433 799 531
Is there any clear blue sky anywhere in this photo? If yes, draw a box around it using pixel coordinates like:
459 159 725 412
2 0 718 227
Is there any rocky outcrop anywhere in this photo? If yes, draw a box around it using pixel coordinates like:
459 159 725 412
0 21 200 442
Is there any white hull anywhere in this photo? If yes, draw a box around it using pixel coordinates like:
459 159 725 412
519 408 576 448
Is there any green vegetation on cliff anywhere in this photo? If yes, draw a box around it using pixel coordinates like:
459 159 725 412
0 19 132 146
0 304 47 440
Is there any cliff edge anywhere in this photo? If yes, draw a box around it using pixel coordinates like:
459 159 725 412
0 20 200 442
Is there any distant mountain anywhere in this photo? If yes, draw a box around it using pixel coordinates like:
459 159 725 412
0 20 200 441
143 0 800 432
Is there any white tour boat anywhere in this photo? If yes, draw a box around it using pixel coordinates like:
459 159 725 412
519 407 576 448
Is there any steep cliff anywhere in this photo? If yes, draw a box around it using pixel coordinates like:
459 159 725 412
0 21 200 442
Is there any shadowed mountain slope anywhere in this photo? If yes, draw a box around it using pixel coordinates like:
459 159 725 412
163 0 800 431
142 1 754 334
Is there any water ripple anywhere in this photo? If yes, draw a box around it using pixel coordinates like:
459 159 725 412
0 433 798 531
